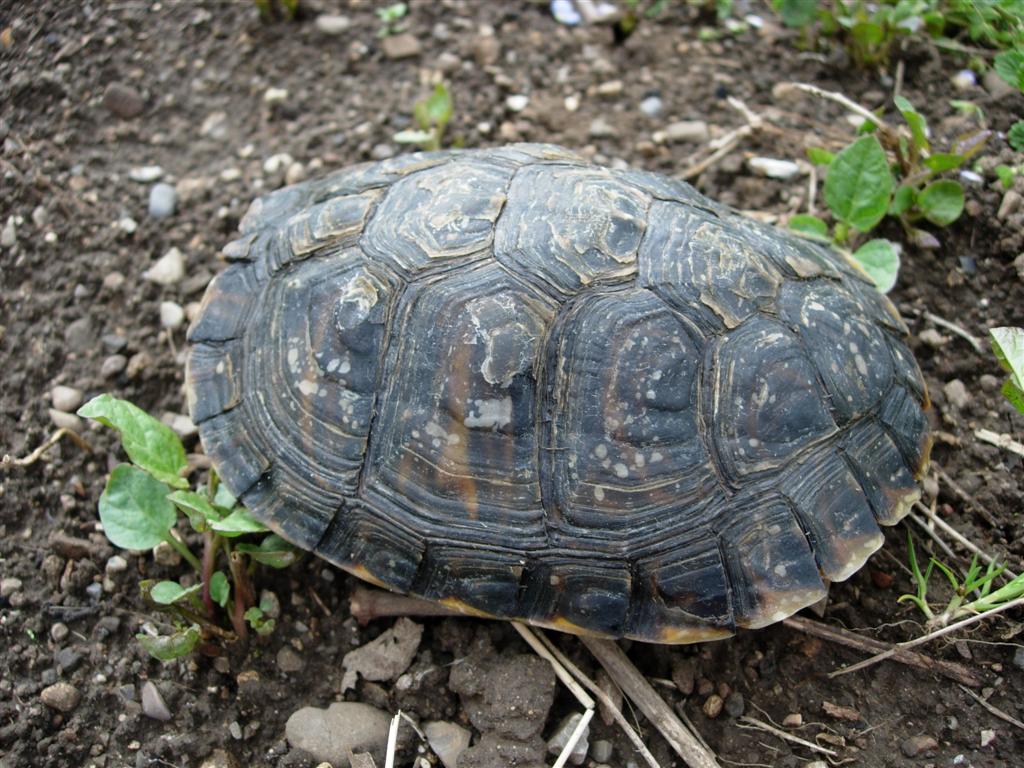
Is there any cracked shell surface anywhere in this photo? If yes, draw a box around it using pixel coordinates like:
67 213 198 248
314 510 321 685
186 144 930 643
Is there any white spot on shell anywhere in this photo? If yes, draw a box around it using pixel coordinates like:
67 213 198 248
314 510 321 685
593 486 605 501
650 451 664 463
464 397 512 429
298 379 319 396
594 444 608 459
613 463 629 478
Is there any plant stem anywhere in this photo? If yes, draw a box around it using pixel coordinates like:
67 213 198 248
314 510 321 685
163 531 202 571
201 530 216 616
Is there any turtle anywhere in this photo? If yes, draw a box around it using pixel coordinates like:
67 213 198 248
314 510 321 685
185 143 931 644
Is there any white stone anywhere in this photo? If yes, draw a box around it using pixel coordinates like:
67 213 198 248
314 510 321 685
159 300 185 330
263 86 288 105
315 14 352 35
129 165 164 182
657 120 709 144
748 157 802 180
51 385 83 413
506 94 529 112
143 247 185 286
263 153 294 175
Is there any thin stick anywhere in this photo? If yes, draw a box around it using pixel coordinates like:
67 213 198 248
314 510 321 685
827 596 1024 680
774 82 891 132
923 311 985 353
349 586 460 624
736 716 837 757
783 615 980 687
935 466 999 528
913 501 1019 580
958 685 1024 732
384 711 400 768
513 624 593 768
974 428 1024 459
2 428 91 468
679 97 763 181
533 630 662 768
906 511 959 564
582 637 721 768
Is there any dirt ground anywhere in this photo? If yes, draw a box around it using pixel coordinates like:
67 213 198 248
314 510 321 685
2 1 1023 767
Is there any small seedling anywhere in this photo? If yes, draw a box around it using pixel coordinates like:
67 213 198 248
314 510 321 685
994 163 1023 188
790 94 990 291
394 83 454 152
990 326 1024 414
78 395 298 661
376 2 408 37
254 0 299 22
899 531 1024 630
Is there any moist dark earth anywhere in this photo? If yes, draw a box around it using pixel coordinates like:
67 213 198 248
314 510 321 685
2 2 1023 768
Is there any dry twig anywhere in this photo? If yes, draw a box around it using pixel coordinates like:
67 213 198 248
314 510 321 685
974 428 1024 459
737 716 837 757
773 81 891 133
2 428 91 468
679 97 764 181
958 685 1024 732
922 311 985 354
912 501 1019 580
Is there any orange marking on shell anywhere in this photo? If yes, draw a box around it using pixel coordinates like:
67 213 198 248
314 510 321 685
656 624 733 644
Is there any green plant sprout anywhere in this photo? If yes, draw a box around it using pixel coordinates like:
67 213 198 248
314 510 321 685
394 83 454 152
789 94 990 292
78 395 298 661
899 531 1024 630
376 2 408 37
254 0 299 22
990 326 1024 414
994 163 1022 188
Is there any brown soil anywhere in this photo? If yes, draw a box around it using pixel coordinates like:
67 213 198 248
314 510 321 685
2 2 1022 767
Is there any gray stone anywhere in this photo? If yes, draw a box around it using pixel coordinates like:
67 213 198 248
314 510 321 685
901 734 938 758
148 183 177 219
998 190 1022 221
315 14 352 35
276 647 305 674
0 577 22 598
1 217 16 248
40 682 81 712
943 379 970 410
49 409 83 431
424 721 472 768
547 712 589 765
159 301 185 330
983 69 1017 98
50 623 69 642
1014 645 1024 670
370 143 394 161
382 33 421 60
341 617 423 691
286 702 392 767
141 681 172 721
51 385 83 413
55 647 82 673
590 740 613 763
725 692 745 717
102 82 144 119
200 111 229 140
472 35 500 67
748 157 801 180
105 555 128 574
588 117 617 139
143 247 186 286
64 317 93 350
639 95 663 117
506 94 529 112
100 354 127 378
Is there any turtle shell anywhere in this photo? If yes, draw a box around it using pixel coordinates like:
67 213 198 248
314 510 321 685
186 144 931 643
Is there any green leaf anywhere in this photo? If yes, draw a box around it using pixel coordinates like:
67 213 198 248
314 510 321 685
1009 121 1024 152
423 84 453 128
923 153 964 172
168 490 220 532
1002 379 1024 415
787 214 830 241
775 0 818 27
889 185 916 216
235 534 298 569
99 464 177 550
824 136 894 232
244 606 276 636
852 21 884 48
995 165 1016 189
994 50 1024 91
209 571 230 607
150 580 201 605
806 147 835 165
212 483 237 512
852 239 900 293
991 327 1024 390
211 508 268 537
918 180 964 226
949 100 983 120
137 625 201 662
894 95 929 152
78 395 188 489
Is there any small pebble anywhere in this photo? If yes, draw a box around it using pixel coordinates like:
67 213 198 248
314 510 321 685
263 86 288 105
702 693 724 719
277 647 305 674
657 120 709 144
918 328 948 348
49 408 83 432
589 117 617 138
506 94 529 112
370 144 394 161
143 247 186 286
981 729 996 747
56 647 82 672
159 301 185 330
315 14 351 35
285 162 306 186
51 385 83 413
200 111 229 140
263 153 293 175
998 190 1022 221
1 217 16 248
85 582 103 602
639 95 663 117
102 82 144 119
901 735 938 758
162 412 197 440
943 379 970 410
152 540 182 567
748 157 801 180
1013 646 1024 671
229 720 243 740
129 165 164 183
590 740 613 763
32 205 47 229
547 712 589 765
141 681 172 721
472 35 500 67
0 577 23 598
148 183 177 219
40 682 81 712
423 721 471 768
105 555 128 575
783 713 803 728
100 355 127 378
596 80 623 97
50 622 70 642
382 33 421 60
724 692 745 717
951 70 976 90
117 216 138 234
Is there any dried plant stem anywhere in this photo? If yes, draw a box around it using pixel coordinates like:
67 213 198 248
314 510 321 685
922 310 985 353
974 428 1024 459
736 716 837 757
679 97 763 181
774 81 891 133
783 615 980 687
912 500 1019 580
582 637 721 768
2 427 91 468
958 685 1024 732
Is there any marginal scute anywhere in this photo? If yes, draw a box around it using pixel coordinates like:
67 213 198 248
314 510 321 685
712 316 838 481
639 202 781 329
719 497 827 628
778 281 894 422
842 421 920 525
361 161 511 275
523 558 633 637
878 385 930 471
494 164 649 298
186 341 244 424
419 545 524 618
187 263 261 343
315 507 425 593
781 449 884 581
284 191 380 257
197 411 270 499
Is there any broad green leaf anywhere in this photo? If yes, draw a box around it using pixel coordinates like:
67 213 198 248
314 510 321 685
806 147 835 165
918 180 964 226
949 100 983 120
889 185 916 216
212 482 237 512
423 84 453 128
99 464 177 550
1002 379 1024 415
1009 121 1024 152
923 153 964 172
824 136 894 232
168 490 220 532
137 625 201 662
150 580 201 605
211 508 268 537
775 0 818 27
995 165 1016 189
78 395 187 489
787 214 830 241
209 571 230 607
235 534 298 569
994 50 1024 91
394 129 436 144
894 95 929 152
852 21 884 48
991 327 1024 390
852 239 900 293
